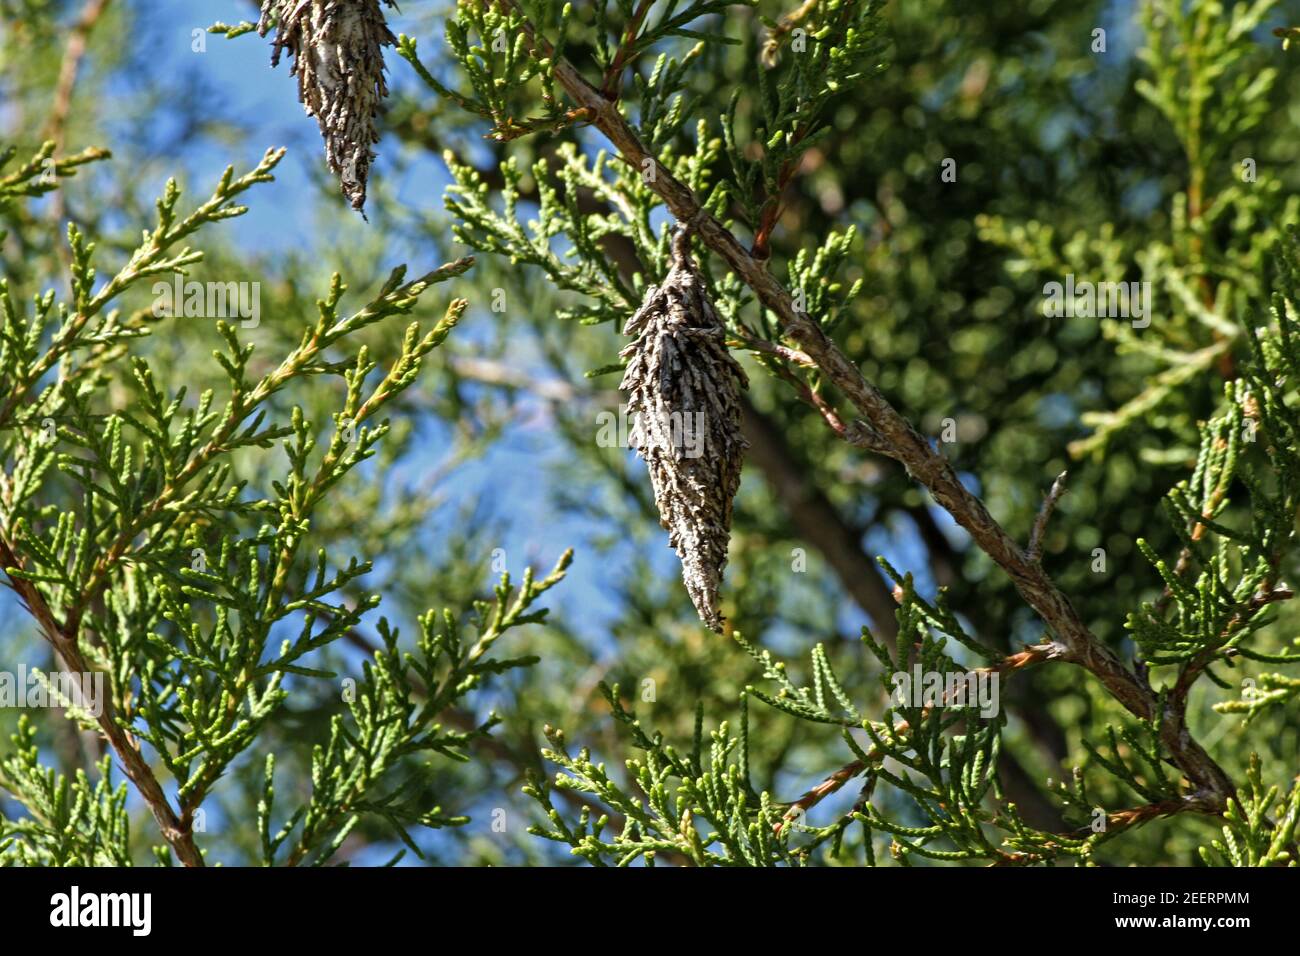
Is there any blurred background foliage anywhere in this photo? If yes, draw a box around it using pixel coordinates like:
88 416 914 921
2 0 1299 864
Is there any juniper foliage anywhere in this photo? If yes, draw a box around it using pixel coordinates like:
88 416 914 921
0 142 569 865
413 0 1300 866
5 0 1300 869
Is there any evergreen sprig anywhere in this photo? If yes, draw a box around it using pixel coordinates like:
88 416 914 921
0 147 569 865
0 717 130 867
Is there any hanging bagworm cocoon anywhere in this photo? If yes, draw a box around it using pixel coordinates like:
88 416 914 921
620 227 749 632
257 0 396 214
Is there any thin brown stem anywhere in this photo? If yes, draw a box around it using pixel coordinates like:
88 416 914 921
601 0 656 99
43 0 112 249
0 537 204 865
1027 470 1069 564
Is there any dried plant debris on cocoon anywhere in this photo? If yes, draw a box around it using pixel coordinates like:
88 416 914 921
620 228 749 632
257 0 396 213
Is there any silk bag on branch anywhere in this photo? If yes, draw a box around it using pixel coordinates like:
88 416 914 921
257 0 396 213
620 227 749 632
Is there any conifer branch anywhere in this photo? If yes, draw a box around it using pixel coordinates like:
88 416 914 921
776 642 1057 832
491 0 1235 810
0 536 205 866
